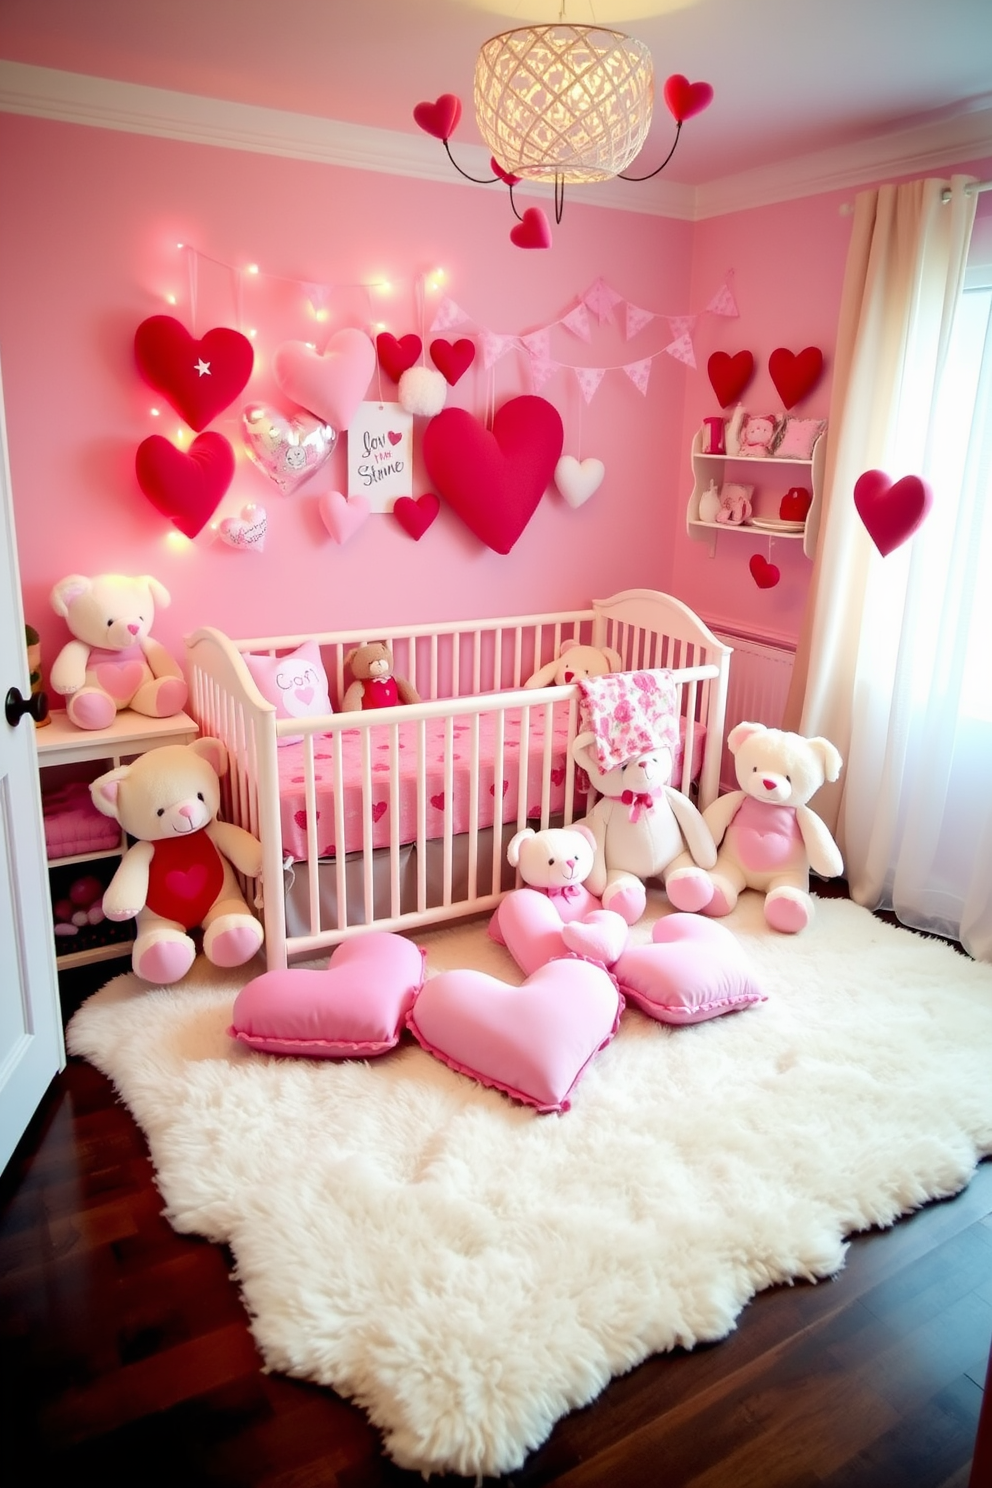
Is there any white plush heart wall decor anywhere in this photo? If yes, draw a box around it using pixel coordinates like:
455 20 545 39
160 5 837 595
219 503 267 552
555 455 605 509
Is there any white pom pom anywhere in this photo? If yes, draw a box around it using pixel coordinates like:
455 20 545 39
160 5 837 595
399 366 447 417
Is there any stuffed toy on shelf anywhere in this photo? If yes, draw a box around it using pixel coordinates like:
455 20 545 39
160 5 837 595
89 737 264 984
699 721 843 932
49 572 187 730
488 824 629 973
340 641 420 711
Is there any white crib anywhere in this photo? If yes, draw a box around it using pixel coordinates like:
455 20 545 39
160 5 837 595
185 588 732 969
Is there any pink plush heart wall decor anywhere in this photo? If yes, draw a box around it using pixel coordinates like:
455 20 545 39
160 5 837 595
429 338 476 386
707 350 754 407
853 469 934 556
272 328 376 432
135 431 235 537
229 932 426 1057
407 956 623 1113
768 346 824 408
376 332 422 383
134 316 254 432
422 396 564 554
318 490 370 545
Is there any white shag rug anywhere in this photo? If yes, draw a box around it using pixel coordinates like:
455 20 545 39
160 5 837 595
67 893 992 1479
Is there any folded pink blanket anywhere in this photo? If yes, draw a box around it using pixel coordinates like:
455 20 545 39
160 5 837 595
577 669 679 773
43 780 121 859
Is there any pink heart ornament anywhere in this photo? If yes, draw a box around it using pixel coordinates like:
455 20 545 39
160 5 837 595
612 914 766 1026
853 469 933 556
319 490 370 545
272 328 376 432
555 455 605 509
242 404 336 494
219 504 267 552
229 932 426 1057
408 957 622 1113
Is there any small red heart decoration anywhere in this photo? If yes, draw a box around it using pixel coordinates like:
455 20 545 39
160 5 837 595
509 207 552 250
768 346 824 409
376 332 422 382
422 396 564 554
780 486 812 521
663 74 714 123
413 94 462 140
134 316 254 432
135 431 235 537
706 350 754 408
429 338 476 386
749 553 781 589
393 493 440 541
491 157 521 186
853 470 933 556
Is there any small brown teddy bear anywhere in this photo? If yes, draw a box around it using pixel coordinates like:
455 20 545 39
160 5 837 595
341 641 420 711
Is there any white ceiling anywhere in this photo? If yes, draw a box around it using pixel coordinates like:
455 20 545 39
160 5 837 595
1 0 991 189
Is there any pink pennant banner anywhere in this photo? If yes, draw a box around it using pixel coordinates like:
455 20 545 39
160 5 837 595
529 356 558 394
304 283 330 313
665 333 697 368
623 358 653 396
574 366 606 404
562 304 592 341
707 281 739 317
480 331 518 369
624 304 656 340
520 329 551 360
667 315 697 339
582 277 623 323
430 296 470 333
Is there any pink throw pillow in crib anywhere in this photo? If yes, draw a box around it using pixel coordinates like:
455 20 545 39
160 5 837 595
407 956 623 1113
228 932 426 1056
612 914 766 1025
243 640 333 745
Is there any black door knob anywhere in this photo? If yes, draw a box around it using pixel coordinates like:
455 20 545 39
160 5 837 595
5 686 49 727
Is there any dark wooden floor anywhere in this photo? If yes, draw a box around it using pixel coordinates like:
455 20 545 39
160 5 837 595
3 899 991 1488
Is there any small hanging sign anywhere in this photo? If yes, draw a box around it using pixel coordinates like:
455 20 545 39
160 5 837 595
347 401 414 511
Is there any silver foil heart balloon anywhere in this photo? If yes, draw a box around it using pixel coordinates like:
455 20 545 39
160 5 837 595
242 403 336 494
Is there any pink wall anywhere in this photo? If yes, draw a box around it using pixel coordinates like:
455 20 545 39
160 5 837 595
0 114 697 672
0 109 988 681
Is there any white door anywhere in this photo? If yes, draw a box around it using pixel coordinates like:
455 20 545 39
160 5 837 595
0 351 64 1176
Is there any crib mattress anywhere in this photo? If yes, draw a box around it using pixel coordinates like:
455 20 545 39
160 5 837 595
274 709 705 862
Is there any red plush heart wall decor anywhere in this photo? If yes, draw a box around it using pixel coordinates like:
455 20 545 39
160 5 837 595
422 396 564 554
135 432 235 537
768 346 824 409
707 351 754 407
376 332 422 383
134 316 254 432
853 470 933 556
749 553 780 589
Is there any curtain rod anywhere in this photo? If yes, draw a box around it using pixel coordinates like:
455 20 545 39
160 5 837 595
943 180 992 201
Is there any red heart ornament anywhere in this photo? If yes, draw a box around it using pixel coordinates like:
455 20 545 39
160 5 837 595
413 94 462 140
392 493 440 541
663 74 714 122
853 469 933 556
707 350 754 407
749 553 781 589
490 157 521 186
429 338 476 386
376 332 422 383
422 396 564 554
134 316 254 432
780 486 812 521
509 207 552 250
135 431 235 537
768 346 824 409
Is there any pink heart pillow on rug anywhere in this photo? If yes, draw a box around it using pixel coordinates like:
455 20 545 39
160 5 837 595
612 914 766 1025
228 932 426 1057
407 956 622 1113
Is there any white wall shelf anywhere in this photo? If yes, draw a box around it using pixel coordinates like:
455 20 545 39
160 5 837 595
686 428 826 559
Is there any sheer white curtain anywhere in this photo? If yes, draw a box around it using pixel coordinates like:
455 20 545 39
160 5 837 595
786 175 992 960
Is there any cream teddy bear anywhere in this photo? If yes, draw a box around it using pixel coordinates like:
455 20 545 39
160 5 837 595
571 732 717 925
50 573 187 730
700 721 843 932
524 638 622 689
90 737 264 984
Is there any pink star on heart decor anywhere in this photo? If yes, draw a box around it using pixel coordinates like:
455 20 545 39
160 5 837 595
413 28 712 249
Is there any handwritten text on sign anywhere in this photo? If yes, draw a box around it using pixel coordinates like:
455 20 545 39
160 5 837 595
347 402 413 510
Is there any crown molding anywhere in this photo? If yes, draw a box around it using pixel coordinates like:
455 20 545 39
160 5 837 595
1 59 990 224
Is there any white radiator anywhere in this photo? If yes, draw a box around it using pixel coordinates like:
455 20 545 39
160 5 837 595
713 630 796 793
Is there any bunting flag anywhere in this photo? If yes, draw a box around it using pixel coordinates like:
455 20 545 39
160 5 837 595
480 330 519 369
574 366 607 404
707 280 739 317
582 277 624 323
304 283 331 314
520 329 551 361
624 303 656 340
665 333 697 368
667 314 698 340
529 355 559 394
623 358 653 396
562 303 592 341
430 296 471 333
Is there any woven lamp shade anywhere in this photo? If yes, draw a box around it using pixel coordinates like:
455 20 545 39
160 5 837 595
474 25 654 184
